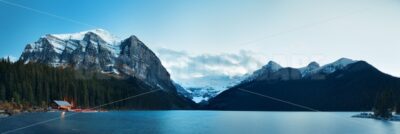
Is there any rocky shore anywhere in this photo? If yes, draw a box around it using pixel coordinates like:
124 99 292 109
0 101 47 118
0 110 10 118
352 112 400 121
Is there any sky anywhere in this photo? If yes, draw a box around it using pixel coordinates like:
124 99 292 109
1 0 400 81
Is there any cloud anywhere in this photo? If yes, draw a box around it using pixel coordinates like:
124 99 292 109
156 48 264 84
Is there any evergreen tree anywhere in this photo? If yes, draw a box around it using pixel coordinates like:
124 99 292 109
395 99 400 115
12 91 21 104
26 85 35 104
83 82 89 108
0 84 6 100
0 60 185 110
373 90 395 118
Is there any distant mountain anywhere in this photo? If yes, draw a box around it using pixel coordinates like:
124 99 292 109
298 61 320 77
303 58 356 80
185 87 220 103
243 61 283 82
241 58 357 82
207 59 400 111
20 29 175 92
175 75 246 103
173 82 225 104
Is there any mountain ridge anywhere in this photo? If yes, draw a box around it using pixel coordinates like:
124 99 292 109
242 58 358 83
19 29 175 92
207 60 400 111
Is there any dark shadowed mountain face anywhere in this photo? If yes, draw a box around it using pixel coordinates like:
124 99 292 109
207 61 400 111
19 29 175 93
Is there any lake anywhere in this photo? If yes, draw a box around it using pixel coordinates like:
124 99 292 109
0 111 399 134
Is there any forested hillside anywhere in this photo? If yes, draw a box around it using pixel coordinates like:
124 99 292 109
207 61 400 111
0 58 193 110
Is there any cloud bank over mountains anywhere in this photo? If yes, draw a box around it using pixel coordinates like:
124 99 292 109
156 48 264 88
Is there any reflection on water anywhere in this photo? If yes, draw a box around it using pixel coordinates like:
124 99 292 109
61 111 65 119
0 111 399 134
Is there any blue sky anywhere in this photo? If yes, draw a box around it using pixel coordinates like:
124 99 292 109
1 0 400 77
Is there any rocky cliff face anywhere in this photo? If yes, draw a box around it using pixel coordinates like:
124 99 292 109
20 29 175 92
117 35 175 90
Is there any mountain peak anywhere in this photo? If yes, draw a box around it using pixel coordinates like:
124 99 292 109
246 58 361 81
267 61 279 65
49 29 119 44
317 58 356 74
307 61 320 68
344 61 380 73
241 61 282 82
334 58 355 65
299 61 320 76
329 58 356 68
264 61 282 71
128 35 139 40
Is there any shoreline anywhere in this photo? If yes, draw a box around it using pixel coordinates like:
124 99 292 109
4 108 400 120
0 101 48 118
352 112 400 121
0 108 48 118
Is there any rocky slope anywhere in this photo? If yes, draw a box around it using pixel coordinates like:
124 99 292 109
20 29 175 92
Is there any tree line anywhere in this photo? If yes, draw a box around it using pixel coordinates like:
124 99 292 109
373 89 400 118
0 58 187 110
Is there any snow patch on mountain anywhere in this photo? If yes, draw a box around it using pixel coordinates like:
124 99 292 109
243 61 282 82
314 58 356 74
174 75 246 103
185 87 221 103
243 58 358 82
50 29 119 44
299 61 320 77
265 61 283 72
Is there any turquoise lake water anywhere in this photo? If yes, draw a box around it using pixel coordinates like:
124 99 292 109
0 111 399 134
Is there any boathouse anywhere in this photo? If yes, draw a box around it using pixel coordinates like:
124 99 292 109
53 100 72 111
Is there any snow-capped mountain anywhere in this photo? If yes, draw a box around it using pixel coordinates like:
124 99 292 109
242 58 358 82
312 58 356 74
181 58 357 103
242 61 282 82
20 29 175 92
301 58 357 79
51 29 119 44
185 87 220 103
174 81 221 103
208 60 399 111
174 75 246 103
175 58 358 102
299 61 320 77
